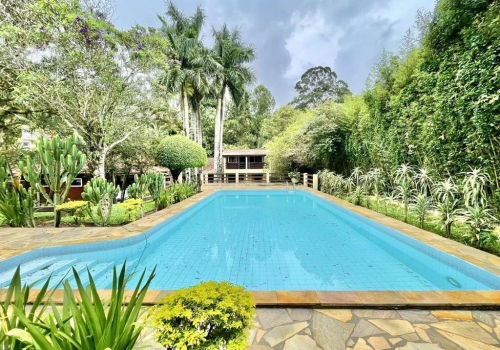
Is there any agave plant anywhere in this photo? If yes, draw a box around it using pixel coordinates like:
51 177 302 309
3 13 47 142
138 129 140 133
8 264 156 350
414 167 433 197
433 177 458 204
461 205 498 248
461 168 491 207
350 167 363 188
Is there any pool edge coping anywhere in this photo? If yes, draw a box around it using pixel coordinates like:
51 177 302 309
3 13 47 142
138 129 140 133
1 185 499 308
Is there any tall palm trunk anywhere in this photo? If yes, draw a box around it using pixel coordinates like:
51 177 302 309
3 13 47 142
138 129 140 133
182 90 190 138
190 105 197 141
214 93 223 175
196 109 203 145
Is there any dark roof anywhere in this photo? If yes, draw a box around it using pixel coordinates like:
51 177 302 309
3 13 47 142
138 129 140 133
203 158 214 172
222 148 267 156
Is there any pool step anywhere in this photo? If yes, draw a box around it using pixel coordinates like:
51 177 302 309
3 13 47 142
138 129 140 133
45 260 98 289
21 259 79 287
92 259 139 289
65 262 116 289
0 257 58 288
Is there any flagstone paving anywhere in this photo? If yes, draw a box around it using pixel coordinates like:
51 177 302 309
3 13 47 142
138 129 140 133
136 308 500 349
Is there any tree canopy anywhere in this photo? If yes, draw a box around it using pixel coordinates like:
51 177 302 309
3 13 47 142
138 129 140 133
291 66 351 109
156 135 207 181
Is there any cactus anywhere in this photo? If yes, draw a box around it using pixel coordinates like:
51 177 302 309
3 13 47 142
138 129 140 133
127 174 151 200
82 178 120 226
0 156 35 227
146 172 165 210
20 134 86 227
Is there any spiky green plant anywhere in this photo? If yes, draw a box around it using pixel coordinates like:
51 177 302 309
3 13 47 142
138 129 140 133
146 172 165 210
461 168 491 207
20 134 86 227
461 205 498 248
0 267 56 350
0 156 35 227
433 178 460 238
394 164 415 223
7 264 156 350
413 193 430 229
126 174 150 200
81 178 120 226
414 167 433 197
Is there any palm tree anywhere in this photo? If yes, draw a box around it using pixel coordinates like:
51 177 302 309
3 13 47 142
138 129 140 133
212 25 256 173
158 2 211 140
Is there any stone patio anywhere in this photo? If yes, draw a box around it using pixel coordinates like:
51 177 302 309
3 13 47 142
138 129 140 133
137 308 500 349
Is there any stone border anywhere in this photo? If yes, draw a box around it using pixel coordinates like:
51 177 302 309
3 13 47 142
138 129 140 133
1 186 499 308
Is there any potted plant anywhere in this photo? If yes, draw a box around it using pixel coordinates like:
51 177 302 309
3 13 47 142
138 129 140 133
288 170 301 184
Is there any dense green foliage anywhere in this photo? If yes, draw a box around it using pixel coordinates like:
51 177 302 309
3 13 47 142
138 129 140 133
265 0 500 216
150 281 255 350
156 135 207 181
4 264 155 350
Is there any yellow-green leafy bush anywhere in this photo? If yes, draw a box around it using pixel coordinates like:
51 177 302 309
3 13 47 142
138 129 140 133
55 201 87 225
149 281 255 350
118 198 143 221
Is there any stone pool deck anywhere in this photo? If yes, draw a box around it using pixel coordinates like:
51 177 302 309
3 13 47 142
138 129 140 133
1 185 500 309
137 308 500 349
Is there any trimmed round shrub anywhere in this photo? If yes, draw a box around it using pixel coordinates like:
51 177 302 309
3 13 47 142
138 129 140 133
156 135 207 182
149 281 255 350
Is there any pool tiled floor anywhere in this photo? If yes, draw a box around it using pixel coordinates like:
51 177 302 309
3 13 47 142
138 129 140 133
136 308 500 349
1 185 500 307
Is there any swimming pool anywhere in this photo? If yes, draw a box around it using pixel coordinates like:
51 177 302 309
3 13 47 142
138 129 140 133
1 190 499 291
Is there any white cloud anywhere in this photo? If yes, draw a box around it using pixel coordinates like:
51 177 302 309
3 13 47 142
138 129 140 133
284 10 344 80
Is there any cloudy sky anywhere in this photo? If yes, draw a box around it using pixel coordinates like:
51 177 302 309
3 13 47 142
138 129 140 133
112 0 435 106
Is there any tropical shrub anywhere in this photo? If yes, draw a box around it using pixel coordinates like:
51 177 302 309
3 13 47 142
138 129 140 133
156 135 207 182
0 156 35 228
149 281 255 350
81 178 120 226
461 206 498 249
7 264 156 350
412 194 430 229
55 200 87 225
20 134 86 227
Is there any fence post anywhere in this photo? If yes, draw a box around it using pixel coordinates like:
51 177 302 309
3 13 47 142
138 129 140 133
266 172 270 184
313 174 319 191
303 173 308 187
236 173 239 183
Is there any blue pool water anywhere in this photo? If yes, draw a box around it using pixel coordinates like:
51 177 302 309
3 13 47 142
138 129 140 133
1 190 499 291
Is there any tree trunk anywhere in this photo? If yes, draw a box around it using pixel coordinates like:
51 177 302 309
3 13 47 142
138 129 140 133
190 105 197 141
219 91 225 161
95 152 106 179
182 91 190 138
197 109 203 146
214 94 222 175
171 169 182 183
